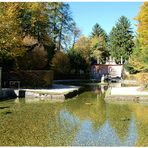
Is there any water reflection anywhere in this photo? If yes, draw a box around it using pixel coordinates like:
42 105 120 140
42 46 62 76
72 117 137 146
131 104 148 146
48 108 81 146
65 91 106 130
107 103 132 140
48 85 139 146
52 104 138 146
0 85 147 146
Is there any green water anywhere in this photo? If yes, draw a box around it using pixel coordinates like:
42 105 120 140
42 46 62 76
0 85 148 146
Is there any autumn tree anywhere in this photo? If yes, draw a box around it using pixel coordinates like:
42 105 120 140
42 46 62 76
74 36 91 65
109 16 134 63
129 2 148 71
0 3 23 69
20 3 49 43
17 44 48 70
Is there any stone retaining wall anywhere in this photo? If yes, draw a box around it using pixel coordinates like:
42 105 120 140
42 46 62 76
24 91 65 102
105 95 148 103
0 86 83 102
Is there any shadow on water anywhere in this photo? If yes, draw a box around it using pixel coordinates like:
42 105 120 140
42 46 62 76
4 111 12 115
0 106 10 109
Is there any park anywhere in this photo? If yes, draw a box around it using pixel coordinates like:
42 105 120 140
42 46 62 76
0 2 148 146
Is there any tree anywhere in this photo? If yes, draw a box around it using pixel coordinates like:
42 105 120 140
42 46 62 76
90 36 109 64
17 44 48 70
128 39 145 72
48 3 74 51
129 2 148 71
20 3 49 44
0 2 76 70
71 24 81 49
90 23 109 64
109 16 134 63
68 48 88 74
91 23 108 42
135 2 148 48
74 36 91 65
0 3 23 57
51 51 70 74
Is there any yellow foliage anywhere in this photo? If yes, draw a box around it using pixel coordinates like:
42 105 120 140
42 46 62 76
74 36 91 63
135 2 148 48
136 73 148 88
125 74 137 80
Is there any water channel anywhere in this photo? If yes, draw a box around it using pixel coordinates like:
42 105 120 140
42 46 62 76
0 84 147 146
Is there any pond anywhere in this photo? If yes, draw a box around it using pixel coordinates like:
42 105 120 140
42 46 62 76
0 84 148 146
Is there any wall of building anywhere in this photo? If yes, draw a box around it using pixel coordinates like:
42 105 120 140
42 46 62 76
91 64 124 79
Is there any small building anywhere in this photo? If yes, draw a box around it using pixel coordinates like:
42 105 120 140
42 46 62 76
91 57 124 80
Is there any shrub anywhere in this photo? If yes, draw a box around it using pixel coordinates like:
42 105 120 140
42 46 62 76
51 51 70 74
136 73 148 88
17 45 48 70
3 70 53 88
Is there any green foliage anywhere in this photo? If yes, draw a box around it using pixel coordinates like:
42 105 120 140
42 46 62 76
90 23 109 63
109 16 134 63
124 62 138 74
51 51 71 74
91 23 108 42
128 39 146 72
73 23 110 65
68 48 88 74
48 3 74 50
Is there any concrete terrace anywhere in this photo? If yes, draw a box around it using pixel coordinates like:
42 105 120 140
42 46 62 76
105 86 148 103
111 87 148 96
1 84 81 102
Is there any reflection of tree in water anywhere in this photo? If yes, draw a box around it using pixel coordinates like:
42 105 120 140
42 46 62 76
131 104 148 146
65 90 106 130
108 103 131 140
48 85 107 146
48 107 80 146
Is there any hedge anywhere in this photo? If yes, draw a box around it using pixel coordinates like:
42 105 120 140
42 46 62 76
2 70 53 88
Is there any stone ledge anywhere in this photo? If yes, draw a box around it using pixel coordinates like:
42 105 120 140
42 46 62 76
20 85 83 102
105 86 148 103
105 95 148 103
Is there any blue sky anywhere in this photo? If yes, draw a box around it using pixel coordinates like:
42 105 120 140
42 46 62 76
68 2 143 36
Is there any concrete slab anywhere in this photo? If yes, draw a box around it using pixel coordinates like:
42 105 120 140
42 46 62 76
111 87 148 96
20 84 80 95
105 86 148 103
